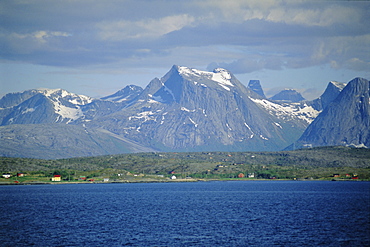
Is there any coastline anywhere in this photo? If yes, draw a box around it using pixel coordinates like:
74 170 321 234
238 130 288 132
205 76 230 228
1 177 368 186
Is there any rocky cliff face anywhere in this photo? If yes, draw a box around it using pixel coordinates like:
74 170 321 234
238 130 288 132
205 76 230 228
310 81 346 111
290 77 369 149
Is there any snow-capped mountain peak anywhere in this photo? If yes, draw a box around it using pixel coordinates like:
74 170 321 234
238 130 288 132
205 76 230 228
38 88 93 105
37 88 94 123
0 88 95 125
176 65 234 91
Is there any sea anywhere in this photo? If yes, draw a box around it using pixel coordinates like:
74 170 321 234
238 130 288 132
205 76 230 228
1 181 369 246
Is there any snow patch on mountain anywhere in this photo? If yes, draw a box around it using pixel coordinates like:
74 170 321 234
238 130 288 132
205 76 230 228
330 81 346 90
260 135 269 140
274 122 282 129
212 68 233 90
129 111 157 122
250 97 320 124
21 108 35 114
181 107 195 112
52 101 83 122
39 89 93 123
163 85 176 101
105 95 130 102
177 66 234 91
178 66 208 77
149 94 164 103
188 117 198 127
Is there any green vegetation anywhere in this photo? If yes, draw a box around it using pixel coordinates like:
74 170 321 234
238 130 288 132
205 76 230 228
1 146 369 184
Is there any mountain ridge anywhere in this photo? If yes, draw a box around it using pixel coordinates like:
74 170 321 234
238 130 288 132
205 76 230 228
0 65 367 158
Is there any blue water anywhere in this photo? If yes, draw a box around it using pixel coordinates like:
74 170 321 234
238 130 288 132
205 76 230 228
1 181 369 246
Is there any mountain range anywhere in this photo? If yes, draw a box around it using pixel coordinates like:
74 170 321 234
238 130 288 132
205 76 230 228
0 65 368 159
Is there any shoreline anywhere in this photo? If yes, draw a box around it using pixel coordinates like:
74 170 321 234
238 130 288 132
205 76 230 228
1 178 368 186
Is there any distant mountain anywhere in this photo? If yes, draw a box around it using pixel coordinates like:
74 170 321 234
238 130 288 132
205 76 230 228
247 80 266 98
101 85 143 103
0 89 41 108
289 77 369 149
88 65 311 152
0 65 367 158
0 89 93 125
0 124 155 159
269 89 305 102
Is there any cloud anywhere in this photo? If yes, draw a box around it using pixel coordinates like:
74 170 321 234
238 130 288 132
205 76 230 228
207 57 283 74
1 30 71 54
0 0 369 75
96 14 195 41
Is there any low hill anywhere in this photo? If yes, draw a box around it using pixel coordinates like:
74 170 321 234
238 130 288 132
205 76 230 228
1 147 369 180
0 124 155 159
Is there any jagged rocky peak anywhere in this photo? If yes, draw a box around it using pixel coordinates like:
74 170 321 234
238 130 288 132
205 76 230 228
320 81 346 109
269 89 305 102
289 77 369 149
101 85 143 102
308 80 346 111
150 65 237 104
248 80 266 98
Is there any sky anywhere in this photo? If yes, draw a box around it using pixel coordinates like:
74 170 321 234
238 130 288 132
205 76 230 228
1 0 369 100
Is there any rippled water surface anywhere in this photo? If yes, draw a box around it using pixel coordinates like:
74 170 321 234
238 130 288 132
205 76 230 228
1 181 369 246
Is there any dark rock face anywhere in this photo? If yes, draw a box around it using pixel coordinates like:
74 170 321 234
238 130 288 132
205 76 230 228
310 81 346 111
270 89 305 102
247 80 266 98
291 77 369 149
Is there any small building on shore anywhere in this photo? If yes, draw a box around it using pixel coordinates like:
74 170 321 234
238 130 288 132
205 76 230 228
51 175 61 181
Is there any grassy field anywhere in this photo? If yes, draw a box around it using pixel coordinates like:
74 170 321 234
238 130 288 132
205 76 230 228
1 146 369 184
